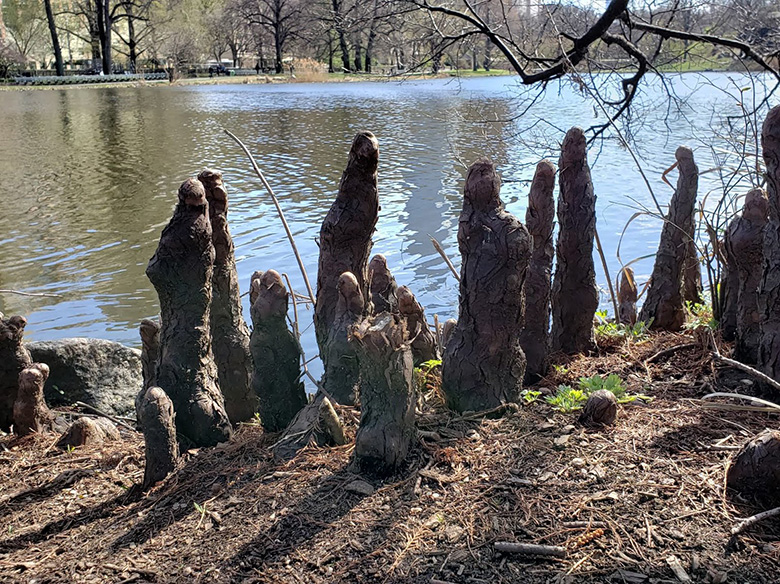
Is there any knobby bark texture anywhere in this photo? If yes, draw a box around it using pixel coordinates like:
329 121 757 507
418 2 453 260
139 386 179 489
136 318 160 424
314 132 379 353
550 128 599 354
721 252 740 342
725 188 769 364
519 160 555 382
146 178 233 447
321 272 364 405
441 318 457 350
683 237 703 305
57 417 120 449
726 429 780 506
198 169 256 424
639 146 699 331
442 160 531 413
249 270 264 306
352 313 415 476
618 268 638 326
249 269 306 432
578 389 618 428
0 315 32 431
271 393 347 461
397 285 438 366
758 106 780 383
368 254 398 314
13 363 53 436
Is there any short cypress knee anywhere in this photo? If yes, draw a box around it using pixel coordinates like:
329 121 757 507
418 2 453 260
136 318 160 424
140 386 179 489
551 128 599 354
368 254 398 314
14 363 53 436
0 315 32 431
250 269 306 431
617 268 638 326
146 178 232 447
397 285 438 365
442 160 531 413
198 169 256 424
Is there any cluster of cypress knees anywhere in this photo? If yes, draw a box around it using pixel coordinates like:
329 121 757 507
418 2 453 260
1 106 779 502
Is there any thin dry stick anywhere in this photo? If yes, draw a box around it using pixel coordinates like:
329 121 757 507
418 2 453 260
0 289 62 298
281 272 301 339
74 401 136 432
594 226 619 319
429 235 460 282
709 330 780 393
223 128 315 304
731 506 780 535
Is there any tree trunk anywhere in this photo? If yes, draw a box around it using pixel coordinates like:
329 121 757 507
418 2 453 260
331 0 350 71
397 286 438 365
43 0 63 76
321 272 364 405
250 269 306 432
314 131 379 396
353 42 362 72
127 7 137 72
759 106 780 382
198 170 256 424
442 160 531 413
368 253 398 314
725 188 768 364
550 128 599 353
639 146 698 331
727 429 780 507
519 160 555 382
146 178 232 447
617 268 638 326
140 386 179 489
96 0 111 74
13 363 53 436
0 315 32 431
274 27 283 74
352 312 415 476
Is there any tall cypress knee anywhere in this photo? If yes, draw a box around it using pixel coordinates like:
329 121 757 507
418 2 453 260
146 178 232 447
639 146 699 331
758 106 780 381
0 315 32 431
136 318 160 424
369 254 398 314
519 159 555 381
314 132 379 353
442 160 531 413
551 127 598 354
617 268 638 326
140 386 179 489
726 188 768 364
250 269 306 431
352 313 415 476
198 169 256 424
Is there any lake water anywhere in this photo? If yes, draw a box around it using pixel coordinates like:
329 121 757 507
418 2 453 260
0 73 770 387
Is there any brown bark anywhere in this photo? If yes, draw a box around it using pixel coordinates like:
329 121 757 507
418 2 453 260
13 363 53 436
551 128 599 354
519 160 556 381
146 178 232 447
321 272 364 405
725 188 768 364
618 268 638 326
721 253 739 341
249 270 264 306
441 319 457 350
727 429 780 506
271 393 347 461
352 312 415 476
683 237 703 305
368 254 398 314
758 106 780 382
577 389 618 428
0 315 32 431
135 318 160 424
639 146 699 331
250 269 306 432
397 286 438 366
198 169 256 424
314 132 379 353
57 417 120 449
442 160 531 413
139 386 179 489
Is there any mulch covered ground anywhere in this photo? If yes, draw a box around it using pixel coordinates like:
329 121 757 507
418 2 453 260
0 331 778 583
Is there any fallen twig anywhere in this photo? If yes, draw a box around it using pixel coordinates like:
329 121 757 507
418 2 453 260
709 330 780 393
731 506 780 536
645 343 697 365
494 542 567 558
74 401 137 432
0 289 63 298
429 236 460 282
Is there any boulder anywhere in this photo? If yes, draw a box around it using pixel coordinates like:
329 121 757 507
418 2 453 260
27 338 141 416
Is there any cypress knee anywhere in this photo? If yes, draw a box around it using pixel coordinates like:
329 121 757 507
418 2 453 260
578 389 618 428
314 132 379 352
250 269 306 431
726 429 780 506
442 160 531 413
13 363 53 436
397 285 438 365
0 315 32 431
759 106 780 382
441 318 457 350
725 188 768 364
321 272 364 405
551 128 599 354
140 386 179 489
617 268 638 326
198 169 256 424
57 417 120 449
639 146 699 331
136 318 160 424
352 313 415 476
146 178 232 447
520 159 556 381
249 270 264 306
368 254 398 314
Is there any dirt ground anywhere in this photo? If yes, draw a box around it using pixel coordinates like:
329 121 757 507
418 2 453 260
0 331 778 584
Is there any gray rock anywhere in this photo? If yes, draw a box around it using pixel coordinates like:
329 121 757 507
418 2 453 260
27 338 141 416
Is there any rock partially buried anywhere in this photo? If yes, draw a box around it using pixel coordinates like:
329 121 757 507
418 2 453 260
727 429 780 506
57 416 120 449
28 338 141 416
